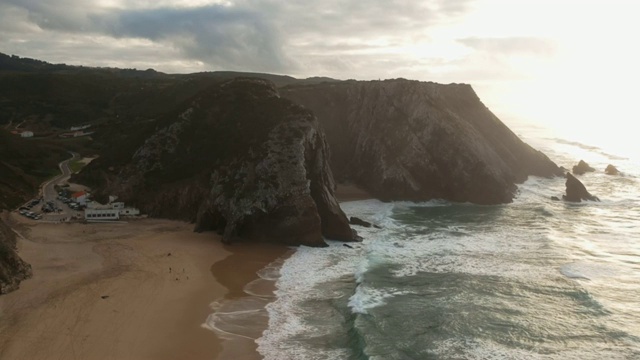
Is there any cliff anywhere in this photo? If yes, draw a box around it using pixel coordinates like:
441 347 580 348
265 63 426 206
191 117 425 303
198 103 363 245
0 216 32 294
281 79 563 204
78 78 356 246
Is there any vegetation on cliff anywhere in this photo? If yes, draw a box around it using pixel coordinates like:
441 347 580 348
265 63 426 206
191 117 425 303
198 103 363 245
0 129 71 209
77 78 356 246
2 53 565 245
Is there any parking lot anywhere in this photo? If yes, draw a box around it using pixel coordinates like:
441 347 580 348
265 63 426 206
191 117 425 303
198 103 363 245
18 192 85 223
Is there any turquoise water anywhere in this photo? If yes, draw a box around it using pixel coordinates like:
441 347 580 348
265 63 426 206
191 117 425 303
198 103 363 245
257 124 640 359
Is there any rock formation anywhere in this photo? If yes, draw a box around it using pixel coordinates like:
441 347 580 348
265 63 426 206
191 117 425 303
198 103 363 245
572 160 595 175
605 164 620 175
78 78 356 246
349 216 373 228
0 216 32 294
563 173 599 202
281 79 563 204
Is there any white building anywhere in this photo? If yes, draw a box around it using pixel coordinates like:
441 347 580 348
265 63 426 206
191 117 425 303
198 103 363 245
111 202 141 216
20 131 33 138
85 208 120 220
84 200 140 220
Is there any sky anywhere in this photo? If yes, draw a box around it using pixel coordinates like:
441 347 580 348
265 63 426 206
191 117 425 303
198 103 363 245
2 0 640 151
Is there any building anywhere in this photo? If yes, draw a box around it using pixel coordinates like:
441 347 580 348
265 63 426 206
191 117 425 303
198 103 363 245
71 191 88 205
111 202 141 216
84 200 140 220
84 208 120 220
20 131 34 138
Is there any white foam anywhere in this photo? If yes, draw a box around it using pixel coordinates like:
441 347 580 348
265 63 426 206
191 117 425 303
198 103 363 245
348 284 409 315
243 278 276 298
256 243 357 359
257 200 395 360
257 259 285 280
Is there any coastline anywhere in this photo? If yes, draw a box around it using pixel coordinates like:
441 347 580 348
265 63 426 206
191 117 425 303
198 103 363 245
0 183 372 360
207 243 292 359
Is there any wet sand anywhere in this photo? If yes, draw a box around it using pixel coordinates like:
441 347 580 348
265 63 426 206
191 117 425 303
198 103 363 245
207 243 292 359
203 185 369 358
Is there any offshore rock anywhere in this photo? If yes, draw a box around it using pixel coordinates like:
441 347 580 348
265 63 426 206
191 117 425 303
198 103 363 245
572 160 595 175
563 173 599 202
349 216 373 228
281 79 563 204
605 164 620 175
79 78 355 246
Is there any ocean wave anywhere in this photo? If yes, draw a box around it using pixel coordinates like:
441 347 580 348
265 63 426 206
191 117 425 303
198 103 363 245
551 138 629 161
258 181 640 359
348 283 411 315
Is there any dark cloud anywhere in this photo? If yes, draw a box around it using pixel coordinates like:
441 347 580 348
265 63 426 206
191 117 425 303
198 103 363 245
101 6 291 72
458 37 556 55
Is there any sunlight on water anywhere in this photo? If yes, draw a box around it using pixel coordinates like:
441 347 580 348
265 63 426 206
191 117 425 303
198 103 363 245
257 118 640 360
505 114 640 166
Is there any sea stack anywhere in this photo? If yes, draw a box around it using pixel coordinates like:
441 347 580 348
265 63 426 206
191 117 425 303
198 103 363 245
572 160 595 175
563 173 599 202
605 164 620 175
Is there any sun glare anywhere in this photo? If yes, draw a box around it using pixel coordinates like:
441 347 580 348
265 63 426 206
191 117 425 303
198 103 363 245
459 0 640 159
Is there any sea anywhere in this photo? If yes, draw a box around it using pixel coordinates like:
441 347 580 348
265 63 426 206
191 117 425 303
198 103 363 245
210 118 640 359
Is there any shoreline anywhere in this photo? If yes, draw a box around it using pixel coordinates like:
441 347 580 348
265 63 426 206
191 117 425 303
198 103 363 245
205 183 372 358
0 183 371 360
207 242 293 359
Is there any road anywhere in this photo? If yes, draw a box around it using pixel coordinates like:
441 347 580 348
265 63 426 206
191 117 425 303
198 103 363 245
41 151 78 202
40 152 84 221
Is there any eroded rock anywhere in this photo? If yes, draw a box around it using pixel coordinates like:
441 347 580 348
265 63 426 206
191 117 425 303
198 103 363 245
572 160 595 175
563 173 599 202
605 164 620 175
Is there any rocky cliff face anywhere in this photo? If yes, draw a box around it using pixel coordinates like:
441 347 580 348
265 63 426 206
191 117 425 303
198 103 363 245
0 217 32 295
281 79 563 204
79 78 355 246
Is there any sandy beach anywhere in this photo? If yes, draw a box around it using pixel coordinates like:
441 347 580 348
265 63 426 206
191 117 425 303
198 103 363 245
335 183 373 202
0 213 285 360
0 183 368 360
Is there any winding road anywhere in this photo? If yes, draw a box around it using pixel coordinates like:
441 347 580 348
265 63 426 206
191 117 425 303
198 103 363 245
41 151 79 202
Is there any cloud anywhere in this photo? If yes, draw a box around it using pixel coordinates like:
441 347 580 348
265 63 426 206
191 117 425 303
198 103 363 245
457 37 556 56
102 5 291 72
1 0 475 75
3 1 291 72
